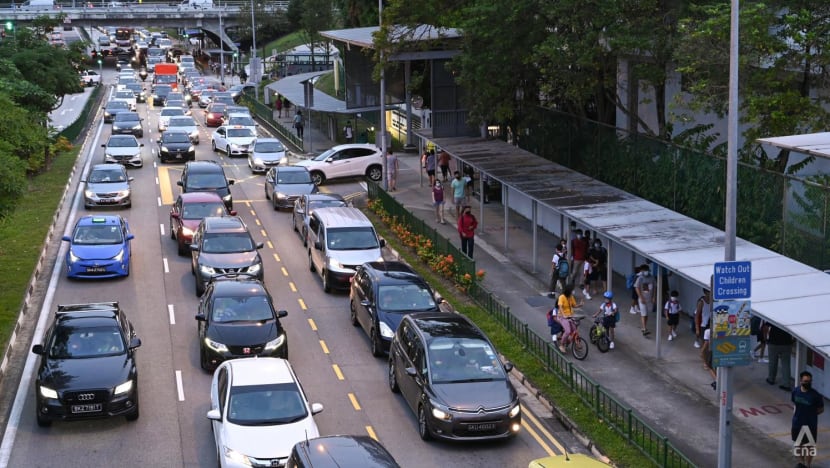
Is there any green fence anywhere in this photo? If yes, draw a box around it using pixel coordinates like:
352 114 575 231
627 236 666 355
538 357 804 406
242 94 304 151
367 181 475 278
58 85 103 143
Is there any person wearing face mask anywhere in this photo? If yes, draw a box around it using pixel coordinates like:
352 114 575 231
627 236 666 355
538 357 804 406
457 205 477 258
450 171 466 218
663 290 682 341
792 371 824 468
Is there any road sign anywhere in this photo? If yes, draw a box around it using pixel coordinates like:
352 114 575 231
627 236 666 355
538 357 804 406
712 300 752 367
713 261 751 300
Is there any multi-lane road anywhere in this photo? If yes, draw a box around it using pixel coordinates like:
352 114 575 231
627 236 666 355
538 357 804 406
0 60 575 467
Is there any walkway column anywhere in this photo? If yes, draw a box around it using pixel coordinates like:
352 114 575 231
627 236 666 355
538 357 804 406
404 61 414 149
531 200 538 274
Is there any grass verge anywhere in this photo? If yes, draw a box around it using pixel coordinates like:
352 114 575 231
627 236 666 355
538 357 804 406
0 149 78 353
364 208 654 467
263 31 307 57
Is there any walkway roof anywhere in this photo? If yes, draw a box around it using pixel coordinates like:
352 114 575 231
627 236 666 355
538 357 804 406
758 132 830 159
265 72 379 114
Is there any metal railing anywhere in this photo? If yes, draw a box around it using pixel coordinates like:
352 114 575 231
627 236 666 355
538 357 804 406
242 94 304 152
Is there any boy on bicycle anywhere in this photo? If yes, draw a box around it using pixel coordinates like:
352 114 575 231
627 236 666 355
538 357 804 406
593 291 618 349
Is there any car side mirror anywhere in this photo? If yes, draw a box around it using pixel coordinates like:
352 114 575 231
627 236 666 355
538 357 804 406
503 361 514 372
101 143 106 147
190 244 199 251
313 241 322 251
195 314 206 321
129 337 142 349
360 300 370 308
228 180 235 185
128 177 135 182
157 138 162 143
139 143 144 147
256 242 264 250
31 344 44 355
310 403 324 415
325 158 333 163
62 235 71 242
206 409 221 421
176 180 183 186
404 367 417 377
126 234 135 241
379 238 386 247
277 310 288 318
170 212 180 219
229 210 237 216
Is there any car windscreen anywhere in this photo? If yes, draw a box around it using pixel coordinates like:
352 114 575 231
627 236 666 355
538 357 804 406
378 284 437 312
182 201 225 219
276 170 311 184
164 133 191 144
255 141 284 153
210 295 274 322
107 102 129 110
49 325 126 359
308 199 347 211
155 74 177 84
72 225 125 245
107 137 139 147
88 168 127 183
227 129 254 138
312 148 337 161
326 227 379 250
202 232 254 253
115 113 140 123
427 338 507 384
169 117 194 127
229 116 255 127
115 92 133 100
186 173 226 190
160 108 184 117
227 383 308 426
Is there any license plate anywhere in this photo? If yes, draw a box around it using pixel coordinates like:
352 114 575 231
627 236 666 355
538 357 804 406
98 199 118 204
467 423 496 431
175 154 182 159
71 403 102 414
86 267 107 273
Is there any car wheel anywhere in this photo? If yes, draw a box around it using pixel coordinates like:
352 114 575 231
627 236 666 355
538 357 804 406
177 238 187 256
292 215 298 232
388 359 400 393
301 227 308 247
226 146 231 156
264 185 270 200
418 405 432 441
322 270 331 293
349 301 360 326
310 171 324 186
195 279 204 297
370 327 383 357
35 407 51 427
169 220 176 240
125 403 139 421
211 141 217 152
367 165 383 182
273 197 279 211
308 250 316 272
199 346 210 371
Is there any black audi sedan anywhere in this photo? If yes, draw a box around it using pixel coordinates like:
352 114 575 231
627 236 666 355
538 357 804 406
388 312 520 441
195 274 288 371
31 302 141 427
157 130 196 163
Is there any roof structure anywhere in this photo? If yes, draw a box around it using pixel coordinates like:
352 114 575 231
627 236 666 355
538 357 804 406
265 71 380 114
421 131 830 358
758 132 830 159
320 25 461 61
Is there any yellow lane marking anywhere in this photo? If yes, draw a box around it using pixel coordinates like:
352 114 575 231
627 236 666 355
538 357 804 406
348 393 361 411
332 364 344 380
365 426 377 441
281 266 288 276
273 252 281 261
319 340 329 354
298 298 307 310
157 166 176 206
260 229 267 237
521 419 556 457
522 404 567 454
250 209 256 216
267 240 274 249
289 282 297 292
308 318 317 331
255 219 261 226
244 201 251 208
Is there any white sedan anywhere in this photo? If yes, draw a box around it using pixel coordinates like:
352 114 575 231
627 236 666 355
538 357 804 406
207 358 323 468
166 115 200 144
211 125 257 157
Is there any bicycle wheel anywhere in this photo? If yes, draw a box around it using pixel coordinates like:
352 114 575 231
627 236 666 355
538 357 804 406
588 325 598 344
596 334 610 353
571 336 589 360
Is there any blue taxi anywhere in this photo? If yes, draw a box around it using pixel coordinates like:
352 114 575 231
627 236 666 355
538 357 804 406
62 216 134 279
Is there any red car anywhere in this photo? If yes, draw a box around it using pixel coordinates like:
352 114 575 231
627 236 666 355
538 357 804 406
169 192 235 255
204 102 228 127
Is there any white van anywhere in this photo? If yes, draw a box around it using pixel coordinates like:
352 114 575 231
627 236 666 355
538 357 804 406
20 0 55 10
179 0 213 9
307 207 385 293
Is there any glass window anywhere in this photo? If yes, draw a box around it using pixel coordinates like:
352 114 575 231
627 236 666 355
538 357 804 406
427 338 506 383
227 383 308 426
211 295 274 322
73 225 125 245
326 227 379 250
377 284 436 312
182 202 225 219
49 325 125 358
202 232 254 253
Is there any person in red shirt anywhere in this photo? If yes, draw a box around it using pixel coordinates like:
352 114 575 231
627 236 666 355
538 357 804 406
457 205 477 258
569 229 589 296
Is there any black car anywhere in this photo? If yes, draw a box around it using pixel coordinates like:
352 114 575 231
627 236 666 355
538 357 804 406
103 100 130 123
124 82 147 103
190 216 263 296
152 84 173 106
264 166 317 210
177 160 235 210
195 275 288 371
157 130 195 163
350 261 448 356
388 312 521 441
31 302 141 427
112 112 144 137
288 435 401 468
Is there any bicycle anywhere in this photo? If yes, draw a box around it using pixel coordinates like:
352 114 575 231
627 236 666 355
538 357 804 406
589 317 611 353
558 315 589 360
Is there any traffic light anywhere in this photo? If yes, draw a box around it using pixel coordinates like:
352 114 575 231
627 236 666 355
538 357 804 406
233 52 238 58
5 21 12 31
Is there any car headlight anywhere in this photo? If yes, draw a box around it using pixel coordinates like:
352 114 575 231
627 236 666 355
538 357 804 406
69 250 80 263
509 404 521 418
112 249 124 262
39 386 58 399
188 145 195 152
328 257 344 269
117 190 130 197
223 447 252 466
200 264 216 275
132 124 141 130
279 156 288 165
264 334 285 351
254 158 264 165
222 194 231 202
431 403 452 421
84 190 94 198
379 321 394 338
114 379 133 395
181 226 194 237
247 262 261 274
105 153 114 160
275 192 286 199
230 144 240 150
160 146 169 153
205 337 228 353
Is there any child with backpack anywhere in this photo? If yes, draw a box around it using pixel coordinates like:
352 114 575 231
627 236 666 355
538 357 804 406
664 290 682 341
546 304 564 343
627 265 643 315
592 291 618 349
548 244 569 297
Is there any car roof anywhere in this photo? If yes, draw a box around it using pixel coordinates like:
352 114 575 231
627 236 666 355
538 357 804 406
75 215 124 229
91 163 126 172
179 191 224 203
312 207 373 228
330 143 379 152
254 138 282 145
227 357 294 387
185 160 223 172
202 216 246 232
306 193 345 202
360 261 427 285
292 435 400 467
275 166 308 173
408 312 485 342
210 276 268 296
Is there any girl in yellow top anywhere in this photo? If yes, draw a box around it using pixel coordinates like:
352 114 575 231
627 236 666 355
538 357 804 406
556 285 584 352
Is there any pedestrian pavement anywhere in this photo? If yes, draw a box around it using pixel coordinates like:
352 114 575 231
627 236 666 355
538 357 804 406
241 111 830 467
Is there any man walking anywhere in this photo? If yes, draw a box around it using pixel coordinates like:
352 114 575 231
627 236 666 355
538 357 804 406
766 324 794 390
634 264 655 336
792 371 824 468
438 149 451 182
343 120 354 143
386 149 398 191
457 205 477 258
694 288 712 348
293 110 304 139
450 171 466 218
568 229 588 296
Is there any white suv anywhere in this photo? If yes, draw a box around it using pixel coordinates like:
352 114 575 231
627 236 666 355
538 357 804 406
294 144 383 186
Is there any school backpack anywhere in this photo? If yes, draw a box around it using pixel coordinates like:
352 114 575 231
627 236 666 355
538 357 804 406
546 308 555 327
626 271 638 290
556 258 570 279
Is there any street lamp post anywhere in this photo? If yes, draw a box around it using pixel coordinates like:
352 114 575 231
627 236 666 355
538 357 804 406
379 0 388 190
219 7 225 87
250 0 258 100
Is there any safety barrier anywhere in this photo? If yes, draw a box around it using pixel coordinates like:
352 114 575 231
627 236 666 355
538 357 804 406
58 85 103 143
241 94 304 152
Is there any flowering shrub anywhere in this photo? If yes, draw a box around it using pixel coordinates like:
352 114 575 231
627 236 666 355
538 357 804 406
369 198 483 292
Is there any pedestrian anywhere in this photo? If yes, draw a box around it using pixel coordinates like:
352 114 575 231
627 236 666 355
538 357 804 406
548 243 568 297
431 180 445 224
293 110 304 139
663 290 682 341
457 205 477 258
438 149 451 182
634 263 656 336
792 370 824 468
593 291 617 349
752 317 770 363
568 229 589 296
425 149 437 186
588 238 607 295
463 166 474 204
556 284 583 353
581 258 593 300
766 324 794 390
239 68 248 83
701 327 717 390
343 120 354 143
450 171 466 218
547 304 563 344
386 149 398 191
274 95 283 118
694 288 712 348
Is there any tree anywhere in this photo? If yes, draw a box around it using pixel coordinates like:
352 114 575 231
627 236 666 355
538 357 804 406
235 1 291 52
333 0 377 28
298 0 336 71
